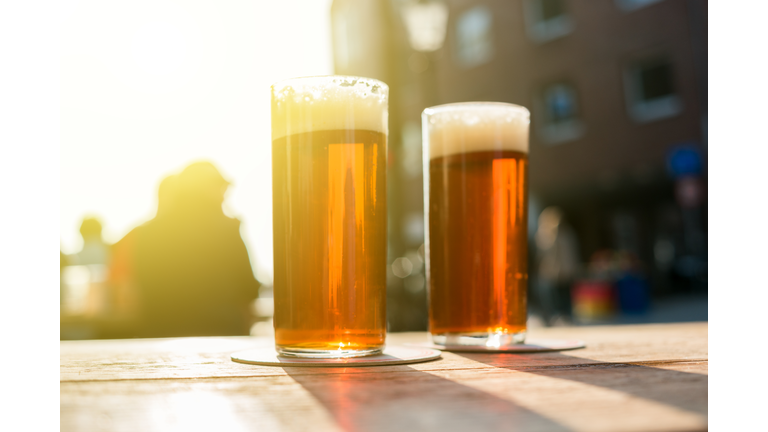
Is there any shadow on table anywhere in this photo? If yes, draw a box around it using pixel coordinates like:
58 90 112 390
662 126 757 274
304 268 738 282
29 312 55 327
454 351 708 416
281 364 570 432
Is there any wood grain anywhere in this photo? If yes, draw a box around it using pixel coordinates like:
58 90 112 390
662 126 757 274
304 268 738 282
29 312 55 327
61 322 707 382
60 322 708 432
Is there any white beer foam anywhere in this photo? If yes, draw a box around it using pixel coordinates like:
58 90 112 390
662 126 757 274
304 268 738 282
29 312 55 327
423 102 530 159
271 76 389 140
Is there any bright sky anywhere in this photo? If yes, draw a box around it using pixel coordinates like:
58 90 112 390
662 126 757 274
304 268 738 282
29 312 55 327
61 0 334 284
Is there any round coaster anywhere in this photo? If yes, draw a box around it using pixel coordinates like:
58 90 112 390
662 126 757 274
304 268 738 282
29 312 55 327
231 345 441 367
406 338 586 353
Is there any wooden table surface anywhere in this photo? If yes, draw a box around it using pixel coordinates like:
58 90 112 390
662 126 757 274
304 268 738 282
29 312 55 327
61 322 707 432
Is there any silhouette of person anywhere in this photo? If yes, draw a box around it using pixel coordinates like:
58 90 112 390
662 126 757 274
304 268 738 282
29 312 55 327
65 217 113 317
534 207 580 325
131 162 260 337
74 217 110 266
107 175 182 331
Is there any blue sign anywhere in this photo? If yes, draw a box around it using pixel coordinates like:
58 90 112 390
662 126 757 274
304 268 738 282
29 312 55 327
667 144 702 178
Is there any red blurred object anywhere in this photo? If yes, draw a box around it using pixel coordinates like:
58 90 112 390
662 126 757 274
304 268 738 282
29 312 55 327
571 280 615 322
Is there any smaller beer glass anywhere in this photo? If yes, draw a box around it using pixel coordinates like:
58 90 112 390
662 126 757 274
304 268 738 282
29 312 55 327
422 102 530 347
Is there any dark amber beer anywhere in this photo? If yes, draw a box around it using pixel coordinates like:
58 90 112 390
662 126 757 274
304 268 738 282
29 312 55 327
271 76 388 357
423 103 530 347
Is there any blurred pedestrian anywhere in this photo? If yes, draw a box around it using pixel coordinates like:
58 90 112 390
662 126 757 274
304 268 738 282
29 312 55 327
131 161 260 337
108 175 178 320
73 217 110 266
534 207 580 325
66 217 112 317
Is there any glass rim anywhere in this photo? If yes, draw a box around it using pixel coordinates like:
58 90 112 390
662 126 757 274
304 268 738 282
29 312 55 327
422 101 529 118
270 75 389 92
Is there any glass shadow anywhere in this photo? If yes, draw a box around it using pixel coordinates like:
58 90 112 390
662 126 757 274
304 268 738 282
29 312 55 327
281 364 571 432
454 351 707 416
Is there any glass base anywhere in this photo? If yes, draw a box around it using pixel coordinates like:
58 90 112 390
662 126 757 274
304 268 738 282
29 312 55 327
276 346 383 359
431 331 526 348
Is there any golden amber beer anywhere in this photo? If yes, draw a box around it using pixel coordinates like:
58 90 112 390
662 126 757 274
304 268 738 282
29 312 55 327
423 102 530 346
271 76 388 357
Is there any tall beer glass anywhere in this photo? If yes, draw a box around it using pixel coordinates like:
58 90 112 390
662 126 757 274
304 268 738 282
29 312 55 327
271 76 388 358
422 102 530 347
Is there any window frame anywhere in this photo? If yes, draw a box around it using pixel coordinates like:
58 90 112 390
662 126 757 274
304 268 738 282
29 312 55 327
535 80 585 145
523 0 574 44
614 0 665 13
623 57 683 124
454 5 495 68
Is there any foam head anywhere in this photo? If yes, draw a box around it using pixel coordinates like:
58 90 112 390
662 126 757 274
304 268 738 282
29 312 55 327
271 76 389 140
422 102 530 160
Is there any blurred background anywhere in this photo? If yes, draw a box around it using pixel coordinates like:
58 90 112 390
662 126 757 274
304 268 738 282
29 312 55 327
60 0 707 340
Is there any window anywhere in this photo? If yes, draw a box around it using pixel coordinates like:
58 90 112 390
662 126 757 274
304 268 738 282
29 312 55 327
614 0 664 13
455 6 494 68
400 1 449 52
536 82 585 144
331 2 367 72
545 84 577 123
624 58 682 123
524 0 573 43
541 0 566 21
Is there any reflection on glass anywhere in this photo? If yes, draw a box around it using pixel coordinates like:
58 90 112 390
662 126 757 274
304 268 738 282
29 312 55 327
423 102 530 346
271 76 388 358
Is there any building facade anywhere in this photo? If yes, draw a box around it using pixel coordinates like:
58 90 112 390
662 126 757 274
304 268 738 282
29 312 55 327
332 0 707 330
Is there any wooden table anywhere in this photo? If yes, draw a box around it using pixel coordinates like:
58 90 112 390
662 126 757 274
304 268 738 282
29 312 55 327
61 322 707 431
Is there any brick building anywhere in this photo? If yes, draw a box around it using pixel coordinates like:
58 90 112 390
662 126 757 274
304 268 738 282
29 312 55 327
331 0 707 330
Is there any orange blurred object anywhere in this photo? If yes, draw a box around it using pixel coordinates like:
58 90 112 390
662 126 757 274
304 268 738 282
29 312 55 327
571 280 615 322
